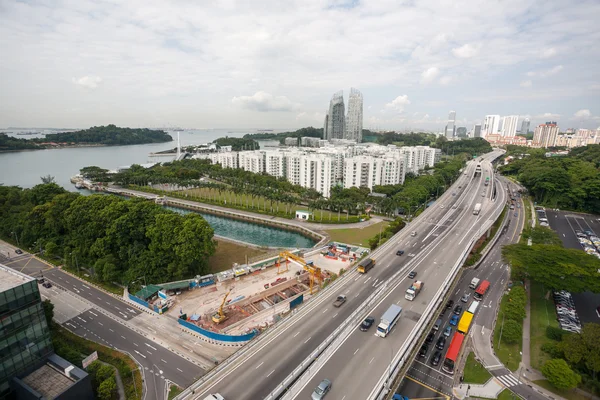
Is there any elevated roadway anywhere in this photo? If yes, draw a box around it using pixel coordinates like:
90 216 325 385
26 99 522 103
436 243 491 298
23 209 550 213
184 152 505 400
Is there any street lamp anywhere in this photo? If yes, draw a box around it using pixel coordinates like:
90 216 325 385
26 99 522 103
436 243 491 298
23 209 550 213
70 252 80 275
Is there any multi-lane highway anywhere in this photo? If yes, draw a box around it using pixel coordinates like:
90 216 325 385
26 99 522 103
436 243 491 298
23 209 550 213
187 152 505 400
292 156 505 400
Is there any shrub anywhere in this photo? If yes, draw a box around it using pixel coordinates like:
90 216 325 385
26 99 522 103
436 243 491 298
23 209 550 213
546 326 564 341
502 319 522 344
542 359 581 390
541 342 564 359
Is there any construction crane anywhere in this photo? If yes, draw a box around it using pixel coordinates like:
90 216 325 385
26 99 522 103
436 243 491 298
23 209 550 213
278 251 322 294
212 290 231 324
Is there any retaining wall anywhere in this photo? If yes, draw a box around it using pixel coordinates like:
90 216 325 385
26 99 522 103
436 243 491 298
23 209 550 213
178 318 257 343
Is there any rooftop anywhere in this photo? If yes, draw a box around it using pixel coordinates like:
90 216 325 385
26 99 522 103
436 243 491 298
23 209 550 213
21 364 75 399
0 263 34 292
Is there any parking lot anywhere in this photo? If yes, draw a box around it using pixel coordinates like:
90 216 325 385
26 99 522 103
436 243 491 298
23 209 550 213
544 209 600 324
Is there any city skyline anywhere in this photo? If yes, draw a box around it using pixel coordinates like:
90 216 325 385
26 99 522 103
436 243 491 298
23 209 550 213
0 1 598 130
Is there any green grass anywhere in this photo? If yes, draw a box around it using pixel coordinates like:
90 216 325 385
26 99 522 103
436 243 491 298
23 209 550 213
533 380 590 400
325 221 390 246
209 239 270 273
493 294 522 372
167 384 183 400
529 280 560 370
463 351 492 384
497 389 518 400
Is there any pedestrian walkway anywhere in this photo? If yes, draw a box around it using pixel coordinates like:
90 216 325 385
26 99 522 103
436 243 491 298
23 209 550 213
453 379 504 399
495 373 521 387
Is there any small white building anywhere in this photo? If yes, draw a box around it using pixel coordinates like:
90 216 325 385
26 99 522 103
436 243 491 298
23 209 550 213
295 210 313 220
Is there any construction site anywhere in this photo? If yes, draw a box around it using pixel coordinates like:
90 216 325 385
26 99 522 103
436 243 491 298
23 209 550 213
167 243 368 337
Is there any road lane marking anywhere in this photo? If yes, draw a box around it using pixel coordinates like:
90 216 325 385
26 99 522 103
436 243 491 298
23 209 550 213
98 322 103 326
293 332 300 338
77 317 87 323
128 308 136 313
66 322 77 329
333 313 338 318
119 312 128 318
134 350 146 359
121 335 126 339
267 369 275 377
109 329 114 332
82 284 90 289
304 336 311 344
177 368 183 372
106 301 111 305
161 359 167 363
322 309 328 314
354 348 359 355
114 306 121 310
145 343 157 351
146 350 152 355
255 362 264 369
89 311 98 317
133 343 138 346
369 357 375 364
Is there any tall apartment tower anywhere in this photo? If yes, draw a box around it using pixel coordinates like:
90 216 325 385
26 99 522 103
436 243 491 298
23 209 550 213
473 124 482 138
445 111 456 139
482 115 500 137
520 117 530 135
533 122 560 148
324 91 345 141
501 115 519 137
345 88 363 143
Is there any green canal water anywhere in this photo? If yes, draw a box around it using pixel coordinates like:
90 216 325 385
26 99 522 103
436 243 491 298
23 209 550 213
165 206 317 249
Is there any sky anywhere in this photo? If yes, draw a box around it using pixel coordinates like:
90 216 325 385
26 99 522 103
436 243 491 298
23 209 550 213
1 0 600 131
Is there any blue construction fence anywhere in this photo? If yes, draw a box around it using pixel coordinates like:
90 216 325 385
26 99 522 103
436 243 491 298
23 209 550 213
290 294 304 310
178 318 257 343
128 293 169 314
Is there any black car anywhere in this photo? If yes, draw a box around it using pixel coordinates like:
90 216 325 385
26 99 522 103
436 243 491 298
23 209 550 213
15 249 23 254
431 350 442 366
446 299 454 309
42 282 52 288
439 308 446 318
418 344 429 358
425 332 435 344
408 271 417 279
396 250 405 256
454 305 463 315
436 336 447 350
360 317 375 331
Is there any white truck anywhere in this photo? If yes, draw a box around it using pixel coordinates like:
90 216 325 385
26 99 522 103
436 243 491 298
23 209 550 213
405 280 424 301
473 203 482 215
203 395 225 400
376 304 403 338
469 277 480 289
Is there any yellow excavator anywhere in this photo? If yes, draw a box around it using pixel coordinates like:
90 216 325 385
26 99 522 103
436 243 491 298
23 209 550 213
212 290 231 324
278 251 322 294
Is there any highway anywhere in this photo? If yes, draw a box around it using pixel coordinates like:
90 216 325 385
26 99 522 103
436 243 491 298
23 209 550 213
190 152 505 400
293 156 506 399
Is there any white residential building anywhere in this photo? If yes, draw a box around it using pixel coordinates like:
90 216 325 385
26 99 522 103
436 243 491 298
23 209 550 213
285 151 303 186
238 151 265 174
399 146 439 174
482 115 500 137
532 122 560 148
501 115 519 137
209 151 239 169
264 150 286 178
299 153 336 198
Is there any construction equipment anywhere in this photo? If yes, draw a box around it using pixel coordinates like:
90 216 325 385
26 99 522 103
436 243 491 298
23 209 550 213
212 290 231 324
278 251 322 294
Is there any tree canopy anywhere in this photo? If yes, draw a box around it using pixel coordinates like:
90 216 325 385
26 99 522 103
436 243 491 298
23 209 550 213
243 127 324 142
0 132 39 151
0 184 215 284
213 136 260 151
39 124 172 145
542 359 582 390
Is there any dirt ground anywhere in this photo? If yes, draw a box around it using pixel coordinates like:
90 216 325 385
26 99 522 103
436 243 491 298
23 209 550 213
209 239 270 273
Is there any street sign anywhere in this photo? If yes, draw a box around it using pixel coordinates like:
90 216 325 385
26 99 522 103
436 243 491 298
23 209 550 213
82 351 98 369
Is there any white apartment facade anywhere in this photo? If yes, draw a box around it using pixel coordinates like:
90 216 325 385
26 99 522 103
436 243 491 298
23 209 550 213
532 123 560 148
501 115 519 137
482 115 500 137
238 151 265 174
209 151 239 169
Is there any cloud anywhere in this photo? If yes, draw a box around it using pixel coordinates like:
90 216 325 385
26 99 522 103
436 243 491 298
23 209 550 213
574 109 591 118
72 76 102 89
535 112 561 119
231 91 297 112
541 48 557 58
439 76 453 86
527 65 563 78
520 80 532 88
384 95 411 113
421 67 440 84
452 43 479 59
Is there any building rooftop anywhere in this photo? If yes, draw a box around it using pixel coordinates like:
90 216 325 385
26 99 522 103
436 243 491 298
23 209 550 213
0 263 34 292
20 364 76 399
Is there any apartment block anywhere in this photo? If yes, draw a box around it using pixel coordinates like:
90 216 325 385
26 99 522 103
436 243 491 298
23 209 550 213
532 122 560 148
209 151 239 169
238 151 265 174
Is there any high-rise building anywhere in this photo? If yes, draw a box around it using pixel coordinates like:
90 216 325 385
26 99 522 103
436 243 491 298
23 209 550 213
345 88 363 143
533 122 560 148
325 91 346 140
323 114 329 139
501 115 519 137
473 124 482 138
445 111 456 139
520 118 530 135
482 115 500 137
456 127 467 137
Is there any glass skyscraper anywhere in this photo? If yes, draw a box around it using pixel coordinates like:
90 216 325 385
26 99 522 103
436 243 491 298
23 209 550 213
0 265 53 397
345 88 363 143
324 91 346 140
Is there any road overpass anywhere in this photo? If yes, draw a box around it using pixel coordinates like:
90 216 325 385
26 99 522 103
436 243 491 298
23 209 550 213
179 151 506 400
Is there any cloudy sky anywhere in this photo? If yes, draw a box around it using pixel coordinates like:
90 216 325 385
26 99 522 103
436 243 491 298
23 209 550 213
1 0 599 131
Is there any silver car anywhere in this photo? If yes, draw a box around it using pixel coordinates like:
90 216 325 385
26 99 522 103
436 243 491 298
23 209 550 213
312 379 332 400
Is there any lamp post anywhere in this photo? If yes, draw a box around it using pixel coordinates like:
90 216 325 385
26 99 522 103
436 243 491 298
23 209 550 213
70 252 80 275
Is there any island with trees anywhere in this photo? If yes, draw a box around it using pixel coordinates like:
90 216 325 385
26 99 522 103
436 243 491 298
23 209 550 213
0 124 172 152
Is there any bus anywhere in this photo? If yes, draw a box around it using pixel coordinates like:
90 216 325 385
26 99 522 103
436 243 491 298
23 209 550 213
457 312 473 334
474 280 490 300
357 258 375 274
442 332 465 374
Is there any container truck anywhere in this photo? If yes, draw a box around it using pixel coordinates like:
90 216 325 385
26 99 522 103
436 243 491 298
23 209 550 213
376 304 403 338
473 203 482 215
405 281 424 301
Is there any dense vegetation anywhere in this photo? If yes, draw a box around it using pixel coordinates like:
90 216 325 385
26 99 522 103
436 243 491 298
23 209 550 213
40 124 172 145
0 132 39 151
0 184 215 284
500 144 600 213
213 136 260 151
243 126 324 143
376 132 438 146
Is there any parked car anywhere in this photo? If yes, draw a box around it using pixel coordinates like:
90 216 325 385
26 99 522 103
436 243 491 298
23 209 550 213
461 293 471 303
312 379 332 400
42 282 52 288
443 326 452 337
15 249 23 254
454 305 463 315
360 317 375 332
426 332 435 344
431 350 442 366
435 336 447 350
446 299 454 309
449 315 459 326
418 344 429 358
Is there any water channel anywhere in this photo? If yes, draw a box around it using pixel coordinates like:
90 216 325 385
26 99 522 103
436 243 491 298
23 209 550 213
1 129 313 248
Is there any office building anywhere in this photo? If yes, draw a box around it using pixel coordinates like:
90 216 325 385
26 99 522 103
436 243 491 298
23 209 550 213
501 115 519 137
324 91 346 140
533 122 560 148
345 88 363 143
482 115 500 137
0 264 93 399
520 118 530 135
445 111 456 139
473 124 482 138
